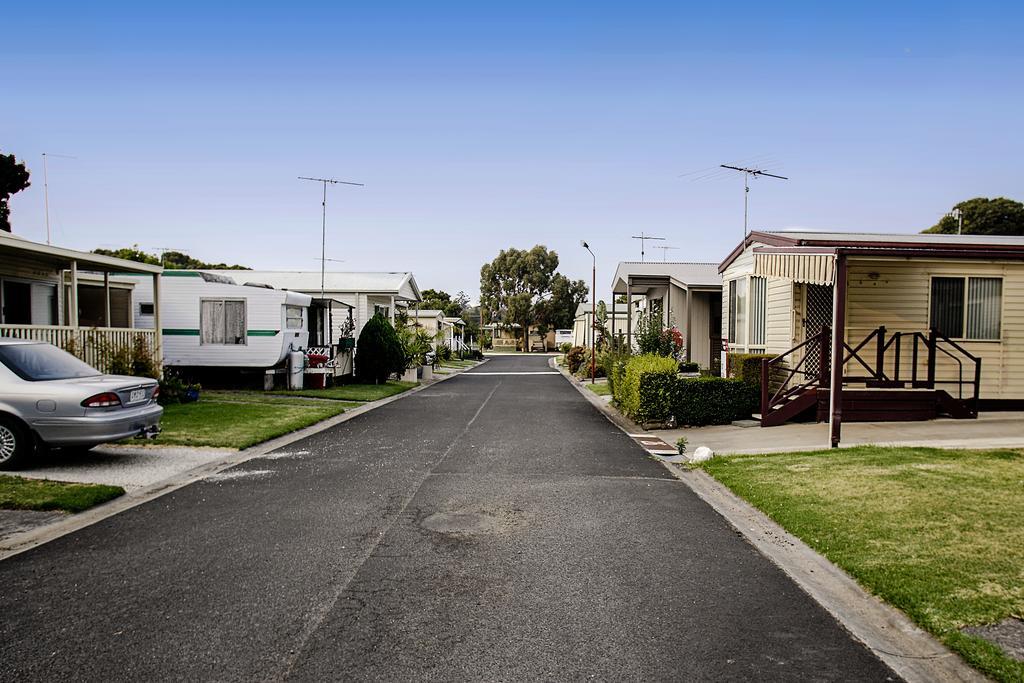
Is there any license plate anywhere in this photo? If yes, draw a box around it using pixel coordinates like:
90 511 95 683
128 389 146 404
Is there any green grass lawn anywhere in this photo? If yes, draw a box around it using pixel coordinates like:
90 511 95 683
273 381 417 402
701 446 1024 681
154 398 348 449
585 382 611 396
0 475 124 513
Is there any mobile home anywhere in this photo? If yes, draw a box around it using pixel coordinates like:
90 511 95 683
719 230 1024 441
128 271 311 369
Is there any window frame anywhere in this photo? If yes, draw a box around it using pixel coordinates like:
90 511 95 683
200 297 248 346
284 305 304 330
927 275 1004 342
726 275 766 352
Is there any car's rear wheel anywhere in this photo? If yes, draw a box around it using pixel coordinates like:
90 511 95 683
0 416 33 471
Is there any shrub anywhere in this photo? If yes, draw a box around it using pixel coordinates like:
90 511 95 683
433 344 453 364
675 436 688 455
355 313 406 384
559 342 572 354
672 376 758 426
602 346 631 397
616 354 679 423
634 310 664 355
679 361 699 373
158 369 201 405
566 346 587 374
574 351 605 379
727 353 775 386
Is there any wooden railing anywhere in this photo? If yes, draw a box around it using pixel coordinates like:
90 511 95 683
0 325 159 375
761 325 982 422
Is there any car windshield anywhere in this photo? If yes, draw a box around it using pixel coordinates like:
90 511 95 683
0 343 102 381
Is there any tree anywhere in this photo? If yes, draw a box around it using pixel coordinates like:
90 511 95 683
539 273 588 330
92 246 249 269
0 152 31 233
923 197 1024 236
419 288 469 318
354 313 406 384
480 245 559 352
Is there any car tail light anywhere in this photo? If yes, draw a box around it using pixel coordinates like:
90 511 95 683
151 386 160 400
82 392 122 408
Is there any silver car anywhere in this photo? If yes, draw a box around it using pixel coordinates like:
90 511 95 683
0 338 162 470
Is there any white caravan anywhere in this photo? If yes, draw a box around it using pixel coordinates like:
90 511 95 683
128 271 311 368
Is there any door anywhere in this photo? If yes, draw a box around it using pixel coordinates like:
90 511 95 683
802 284 833 378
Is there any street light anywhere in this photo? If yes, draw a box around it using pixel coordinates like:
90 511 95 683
581 240 596 384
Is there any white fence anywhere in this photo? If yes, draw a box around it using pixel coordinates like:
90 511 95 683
0 325 159 374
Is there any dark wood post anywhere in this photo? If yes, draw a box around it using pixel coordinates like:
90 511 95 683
926 328 937 389
626 278 633 351
818 324 831 387
876 325 886 380
972 358 982 416
829 254 847 449
610 294 617 346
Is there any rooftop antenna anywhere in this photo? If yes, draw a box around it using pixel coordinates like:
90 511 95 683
720 164 788 239
298 176 364 302
41 152 76 245
654 245 679 261
150 246 189 267
631 232 665 262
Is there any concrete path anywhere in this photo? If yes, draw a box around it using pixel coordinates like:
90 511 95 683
0 355 895 681
662 411 1024 455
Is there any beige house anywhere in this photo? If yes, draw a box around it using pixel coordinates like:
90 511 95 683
0 232 163 372
408 309 445 342
610 262 723 369
719 230 1024 444
572 302 628 349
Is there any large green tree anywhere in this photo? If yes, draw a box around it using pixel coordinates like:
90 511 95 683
419 288 470 318
479 245 575 353
923 197 1024 236
0 152 31 233
537 273 589 331
93 246 248 269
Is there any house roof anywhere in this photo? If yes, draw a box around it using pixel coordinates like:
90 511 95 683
611 262 722 294
205 270 421 301
443 317 465 326
720 230 1024 272
408 309 444 318
0 232 163 274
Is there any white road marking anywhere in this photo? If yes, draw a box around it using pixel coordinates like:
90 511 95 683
463 371 560 375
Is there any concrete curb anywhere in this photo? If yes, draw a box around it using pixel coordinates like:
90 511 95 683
552 356 981 683
0 359 488 562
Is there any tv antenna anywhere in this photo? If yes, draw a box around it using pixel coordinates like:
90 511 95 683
654 245 679 261
298 176 364 301
42 152 77 245
150 246 189 267
719 164 788 238
631 232 665 262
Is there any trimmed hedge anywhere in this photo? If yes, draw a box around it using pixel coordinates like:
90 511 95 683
615 355 678 423
355 313 406 384
673 377 758 426
727 353 775 387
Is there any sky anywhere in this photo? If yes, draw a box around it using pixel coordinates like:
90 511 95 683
4 1 1023 303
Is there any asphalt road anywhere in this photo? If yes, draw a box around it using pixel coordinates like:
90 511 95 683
0 355 896 681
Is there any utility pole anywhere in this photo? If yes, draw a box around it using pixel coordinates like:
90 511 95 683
720 164 788 239
581 241 596 384
41 152 76 245
654 245 679 261
631 232 665 262
298 176 364 303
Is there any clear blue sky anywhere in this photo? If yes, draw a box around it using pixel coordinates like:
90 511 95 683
5 1 1023 302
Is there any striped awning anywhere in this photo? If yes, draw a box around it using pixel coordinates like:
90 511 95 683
753 252 835 285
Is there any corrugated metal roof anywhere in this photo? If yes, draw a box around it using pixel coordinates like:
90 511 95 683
610 262 722 292
765 230 1024 246
205 270 420 300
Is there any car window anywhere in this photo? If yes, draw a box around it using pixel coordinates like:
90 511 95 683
0 344 101 381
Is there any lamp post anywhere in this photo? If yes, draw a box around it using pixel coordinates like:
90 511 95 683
581 240 596 384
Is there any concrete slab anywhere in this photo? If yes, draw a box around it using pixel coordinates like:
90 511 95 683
659 412 1024 454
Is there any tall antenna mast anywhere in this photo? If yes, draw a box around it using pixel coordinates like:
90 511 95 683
41 152 76 245
654 245 679 261
720 164 788 238
631 232 665 262
298 176 364 303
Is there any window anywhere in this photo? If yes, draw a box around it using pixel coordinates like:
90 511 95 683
728 279 747 345
930 277 1002 340
285 305 304 329
140 302 155 316
201 299 247 345
750 277 767 347
374 304 390 319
